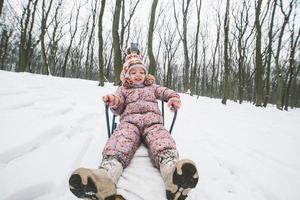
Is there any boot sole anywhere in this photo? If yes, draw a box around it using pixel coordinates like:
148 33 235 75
166 160 199 200
69 173 125 200
69 173 99 200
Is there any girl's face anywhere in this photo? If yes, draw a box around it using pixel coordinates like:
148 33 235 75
129 67 146 85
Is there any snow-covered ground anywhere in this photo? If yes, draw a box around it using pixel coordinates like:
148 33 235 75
0 70 300 200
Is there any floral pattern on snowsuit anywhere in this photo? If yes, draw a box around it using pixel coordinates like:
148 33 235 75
102 84 179 168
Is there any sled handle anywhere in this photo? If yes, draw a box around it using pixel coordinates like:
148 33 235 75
105 104 111 138
169 107 177 134
105 103 177 138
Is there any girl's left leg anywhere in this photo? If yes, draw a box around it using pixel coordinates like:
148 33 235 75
143 124 178 168
144 124 199 200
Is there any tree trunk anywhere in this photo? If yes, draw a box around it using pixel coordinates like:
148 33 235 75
201 47 207 96
222 0 230 105
62 4 81 77
98 0 106 86
254 0 263 107
120 0 141 50
85 0 97 79
263 0 277 107
89 39 95 80
211 12 221 98
275 0 294 109
112 0 122 85
0 29 12 70
40 0 54 75
0 0 4 17
290 64 300 108
191 0 202 95
48 0 63 76
284 25 299 110
27 0 39 73
182 0 191 92
233 0 250 104
166 62 172 88
18 0 35 72
148 0 158 76
106 45 114 81
162 22 181 89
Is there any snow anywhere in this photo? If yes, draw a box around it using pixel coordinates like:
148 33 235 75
0 70 300 200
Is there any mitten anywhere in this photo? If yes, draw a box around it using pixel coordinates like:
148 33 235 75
102 94 121 108
167 96 181 111
144 74 155 85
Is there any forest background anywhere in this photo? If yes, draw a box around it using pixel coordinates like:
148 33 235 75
0 0 299 110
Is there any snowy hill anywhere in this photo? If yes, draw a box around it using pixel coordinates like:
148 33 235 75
1 70 300 200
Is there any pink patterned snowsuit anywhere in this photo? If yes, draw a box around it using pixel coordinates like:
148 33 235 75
102 84 179 169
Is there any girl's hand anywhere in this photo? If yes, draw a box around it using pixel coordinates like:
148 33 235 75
144 74 155 85
102 94 121 108
167 97 181 111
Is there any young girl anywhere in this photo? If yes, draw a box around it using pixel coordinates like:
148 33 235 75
69 52 199 200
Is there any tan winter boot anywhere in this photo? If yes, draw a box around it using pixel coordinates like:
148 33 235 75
160 159 199 200
69 158 123 200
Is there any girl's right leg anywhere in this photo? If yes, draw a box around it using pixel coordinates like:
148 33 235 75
102 122 141 168
69 158 124 200
69 122 140 200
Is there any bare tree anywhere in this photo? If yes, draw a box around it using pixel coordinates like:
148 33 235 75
148 0 158 76
120 0 141 49
263 0 277 107
40 0 54 75
254 0 264 106
222 0 230 104
0 0 3 17
0 28 13 70
182 0 191 92
290 62 300 108
275 0 295 109
200 28 208 96
72 17 90 78
104 35 114 81
85 0 98 79
112 0 122 85
173 0 191 92
89 38 96 80
98 0 106 86
70 46 79 77
233 0 251 104
61 2 81 77
158 18 180 88
283 12 299 110
211 7 222 98
190 0 202 95
48 0 63 76
18 0 39 72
